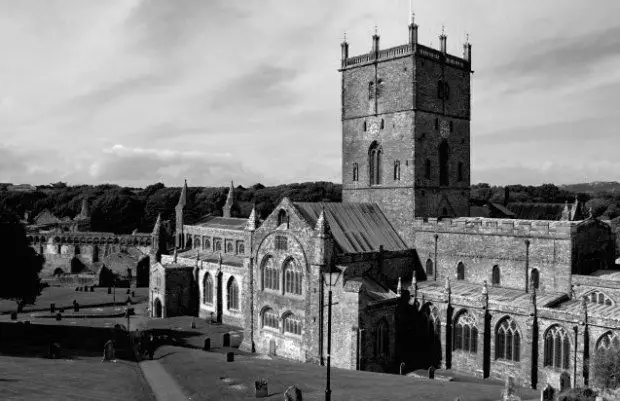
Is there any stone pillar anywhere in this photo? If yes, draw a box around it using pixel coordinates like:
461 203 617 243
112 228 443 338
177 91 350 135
476 309 489 379
574 324 586 388
439 303 451 370
523 317 536 389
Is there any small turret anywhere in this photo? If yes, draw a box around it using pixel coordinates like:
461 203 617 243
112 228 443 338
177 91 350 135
439 26 447 54
371 26 380 54
341 33 349 68
223 180 235 218
315 205 330 238
177 179 188 208
151 213 163 261
408 13 418 45
561 201 570 221
175 180 188 248
463 35 472 63
76 198 91 220
245 204 260 231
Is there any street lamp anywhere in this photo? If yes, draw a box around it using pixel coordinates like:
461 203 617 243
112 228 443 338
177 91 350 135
324 267 341 401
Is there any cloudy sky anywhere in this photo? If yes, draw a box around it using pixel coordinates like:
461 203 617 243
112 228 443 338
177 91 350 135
1 0 619 188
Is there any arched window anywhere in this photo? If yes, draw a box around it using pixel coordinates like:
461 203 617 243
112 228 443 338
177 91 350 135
453 311 478 353
203 273 213 304
277 209 287 227
369 142 382 185
214 238 222 252
380 119 385 129
544 325 570 369
492 265 500 286
457 262 465 280
227 277 239 310
424 304 441 348
596 332 620 355
425 159 431 179
586 290 614 306
262 308 279 329
439 140 449 186
284 258 302 295
393 160 401 181
363 121 367 131
375 319 389 357
496 317 520 362
204 238 211 251
237 241 245 255
352 163 359 181
226 242 233 253
368 82 375 100
457 162 464 182
283 313 302 335
530 269 540 290
426 259 434 276
261 256 279 291
194 236 201 249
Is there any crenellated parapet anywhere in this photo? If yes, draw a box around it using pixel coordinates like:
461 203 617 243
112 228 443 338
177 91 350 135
26 231 153 247
413 217 578 238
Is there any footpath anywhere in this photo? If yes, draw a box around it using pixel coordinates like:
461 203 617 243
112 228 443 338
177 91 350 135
140 359 189 401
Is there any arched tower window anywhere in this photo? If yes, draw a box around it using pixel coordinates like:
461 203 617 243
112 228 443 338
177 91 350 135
439 140 449 186
530 269 540 290
496 317 521 362
426 259 434 276
262 307 279 329
261 256 279 291
277 209 287 227
457 262 465 280
492 265 500 286
203 273 213 304
283 312 302 335
375 319 389 357
368 82 375 100
544 325 570 369
453 311 478 353
380 119 385 129
393 160 401 181
352 163 359 182
457 162 464 182
369 141 382 186
363 121 367 131
226 242 233 253
283 258 302 295
425 159 431 180
227 276 239 311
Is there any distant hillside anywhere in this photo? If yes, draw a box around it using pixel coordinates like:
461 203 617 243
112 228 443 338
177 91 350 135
560 181 620 194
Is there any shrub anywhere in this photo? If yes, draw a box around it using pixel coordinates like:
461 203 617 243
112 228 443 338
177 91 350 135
593 348 620 390
557 387 597 401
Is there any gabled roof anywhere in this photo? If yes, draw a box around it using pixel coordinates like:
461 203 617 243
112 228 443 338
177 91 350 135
193 215 247 231
33 209 62 225
293 202 408 253
344 275 398 305
507 202 566 220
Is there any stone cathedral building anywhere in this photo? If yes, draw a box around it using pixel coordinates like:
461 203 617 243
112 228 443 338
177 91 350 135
149 18 620 392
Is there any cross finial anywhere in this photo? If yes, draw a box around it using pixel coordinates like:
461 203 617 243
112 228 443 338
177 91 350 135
441 24 445 35
374 24 378 35
343 31 347 42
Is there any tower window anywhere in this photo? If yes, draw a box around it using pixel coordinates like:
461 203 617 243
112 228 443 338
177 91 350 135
439 140 449 186
380 119 385 129
457 262 465 280
437 80 444 99
368 82 375 100
352 163 359 181
363 121 367 131
492 265 500 286
377 79 384 97
438 81 450 100
424 159 431 180
369 141 382 186
393 160 401 181
457 162 464 182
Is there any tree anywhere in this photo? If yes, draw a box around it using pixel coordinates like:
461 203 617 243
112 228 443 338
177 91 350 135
593 347 620 391
0 206 44 310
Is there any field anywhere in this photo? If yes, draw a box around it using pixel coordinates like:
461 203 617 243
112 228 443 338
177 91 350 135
156 345 540 401
0 351 155 401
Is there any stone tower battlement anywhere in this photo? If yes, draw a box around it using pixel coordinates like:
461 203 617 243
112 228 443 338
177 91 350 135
413 217 579 237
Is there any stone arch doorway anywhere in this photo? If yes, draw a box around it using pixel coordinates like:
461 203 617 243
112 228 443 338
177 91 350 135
154 298 163 318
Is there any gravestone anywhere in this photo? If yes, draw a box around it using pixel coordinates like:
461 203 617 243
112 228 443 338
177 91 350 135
131 291 135 297
203 338 211 351
50 303 55 313
226 352 234 362
254 379 268 398
73 302 80 312
223 333 230 347
400 362 406 375
49 342 62 359
191 320 196 329
103 340 115 362
59 308 64 313
56 312 62 321
541 384 554 401
283 385 302 401
428 366 435 379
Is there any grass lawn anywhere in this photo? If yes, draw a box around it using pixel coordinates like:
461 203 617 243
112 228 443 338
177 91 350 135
0 351 155 401
0 286 148 314
156 345 540 401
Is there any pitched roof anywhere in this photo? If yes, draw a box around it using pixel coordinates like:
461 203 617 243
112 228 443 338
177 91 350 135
344 275 398 305
33 209 62 225
507 202 566 220
193 216 247 231
293 202 408 253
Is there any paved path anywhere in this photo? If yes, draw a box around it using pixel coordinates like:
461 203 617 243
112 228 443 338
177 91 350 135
140 360 189 401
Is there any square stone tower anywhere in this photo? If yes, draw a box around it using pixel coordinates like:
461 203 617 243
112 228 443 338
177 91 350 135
340 19 472 246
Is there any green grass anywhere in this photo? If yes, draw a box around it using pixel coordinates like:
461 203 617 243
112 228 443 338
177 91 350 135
0 352 155 401
156 345 540 401
0 286 147 314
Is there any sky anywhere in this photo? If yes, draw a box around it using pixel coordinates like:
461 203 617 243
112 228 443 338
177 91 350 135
1 0 620 188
